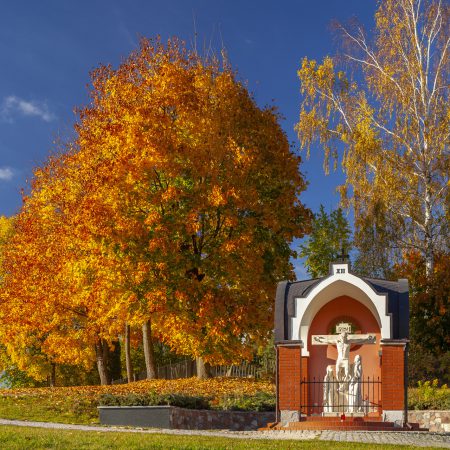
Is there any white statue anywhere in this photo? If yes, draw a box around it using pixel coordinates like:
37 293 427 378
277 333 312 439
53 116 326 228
348 355 362 412
323 365 335 413
312 331 375 383
312 325 375 414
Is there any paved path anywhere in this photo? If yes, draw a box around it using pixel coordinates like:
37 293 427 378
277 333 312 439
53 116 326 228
0 419 449 448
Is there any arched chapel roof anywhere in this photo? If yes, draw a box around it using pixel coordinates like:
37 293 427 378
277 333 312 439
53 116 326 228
274 263 409 344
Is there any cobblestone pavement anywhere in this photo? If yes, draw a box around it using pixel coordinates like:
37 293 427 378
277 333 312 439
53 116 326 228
0 419 449 448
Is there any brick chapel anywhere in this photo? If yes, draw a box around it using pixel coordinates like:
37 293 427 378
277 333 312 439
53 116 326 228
272 261 411 430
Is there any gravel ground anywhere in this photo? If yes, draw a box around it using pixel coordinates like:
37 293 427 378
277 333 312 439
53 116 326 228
0 419 449 448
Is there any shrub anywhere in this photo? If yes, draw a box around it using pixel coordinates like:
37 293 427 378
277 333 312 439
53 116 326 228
408 380 450 410
98 391 210 410
162 393 210 410
98 389 276 411
216 391 275 412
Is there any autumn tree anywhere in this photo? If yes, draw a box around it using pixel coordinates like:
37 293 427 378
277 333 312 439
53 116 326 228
0 38 310 382
299 205 351 278
352 204 397 279
394 251 449 384
71 37 311 377
0 156 133 385
296 0 449 277
0 216 24 385
0 216 13 284
0 216 62 386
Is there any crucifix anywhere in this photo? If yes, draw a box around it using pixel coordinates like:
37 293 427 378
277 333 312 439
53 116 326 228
312 323 376 383
336 246 349 263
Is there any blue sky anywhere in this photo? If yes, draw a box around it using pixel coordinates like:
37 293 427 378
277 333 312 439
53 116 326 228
0 0 376 278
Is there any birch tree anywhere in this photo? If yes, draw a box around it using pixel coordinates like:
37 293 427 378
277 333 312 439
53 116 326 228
296 0 449 276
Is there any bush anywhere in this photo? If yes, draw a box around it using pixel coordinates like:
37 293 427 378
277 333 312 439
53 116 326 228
163 393 210 410
216 391 275 412
99 391 210 410
408 380 450 410
98 389 276 411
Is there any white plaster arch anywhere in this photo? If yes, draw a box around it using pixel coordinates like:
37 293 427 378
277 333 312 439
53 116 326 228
291 263 392 355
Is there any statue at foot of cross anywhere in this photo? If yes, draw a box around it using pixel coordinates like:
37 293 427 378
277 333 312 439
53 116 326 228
322 355 363 414
313 328 376 414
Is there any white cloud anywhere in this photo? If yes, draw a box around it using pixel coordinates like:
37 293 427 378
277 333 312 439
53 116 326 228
0 95 56 123
0 167 14 181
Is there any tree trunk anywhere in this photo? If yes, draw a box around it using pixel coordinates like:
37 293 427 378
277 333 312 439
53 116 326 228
142 319 157 379
425 240 434 278
422 145 435 278
424 187 434 278
95 339 110 385
196 357 212 379
107 340 122 382
125 323 133 383
48 362 56 387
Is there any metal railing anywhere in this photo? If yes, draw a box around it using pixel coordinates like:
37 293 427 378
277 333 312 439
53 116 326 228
112 358 275 383
156 359 197 379
211 359 274 378
299 376 381 416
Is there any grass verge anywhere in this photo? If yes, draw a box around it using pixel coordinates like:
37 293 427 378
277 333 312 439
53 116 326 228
0 426 437 450
0 396 98 424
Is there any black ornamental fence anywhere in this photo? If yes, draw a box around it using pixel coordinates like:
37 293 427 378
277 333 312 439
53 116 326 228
299 376 381 416
112 358 275 384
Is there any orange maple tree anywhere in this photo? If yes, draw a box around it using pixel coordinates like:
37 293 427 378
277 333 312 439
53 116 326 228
0 38 310 383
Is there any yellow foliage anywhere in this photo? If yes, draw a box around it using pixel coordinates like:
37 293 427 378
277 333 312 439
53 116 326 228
0 37 310 381
296 0 448 271
1 377 275 404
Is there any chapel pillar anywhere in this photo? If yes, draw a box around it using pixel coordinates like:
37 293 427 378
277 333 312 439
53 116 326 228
380 340 408 425
275 340 307 423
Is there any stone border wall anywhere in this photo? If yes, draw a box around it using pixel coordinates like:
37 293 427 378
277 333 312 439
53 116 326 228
171 408 275 430
408 410 450 433
99 406 275 430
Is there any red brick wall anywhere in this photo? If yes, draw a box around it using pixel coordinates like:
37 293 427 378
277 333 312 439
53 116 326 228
300 356 309 414
381 345 406 410
278 345 302 411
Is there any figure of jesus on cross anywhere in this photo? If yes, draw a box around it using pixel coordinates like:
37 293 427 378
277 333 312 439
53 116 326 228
312 328 376 383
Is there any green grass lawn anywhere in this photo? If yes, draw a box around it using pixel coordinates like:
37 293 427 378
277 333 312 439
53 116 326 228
0 426 439 450
0 396 98 424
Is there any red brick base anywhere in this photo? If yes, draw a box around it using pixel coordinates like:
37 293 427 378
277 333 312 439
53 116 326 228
381 342 407 411
277 343 302 412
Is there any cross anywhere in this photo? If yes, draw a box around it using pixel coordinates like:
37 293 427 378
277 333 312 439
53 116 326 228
336 246 349 263
312 326 376 381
